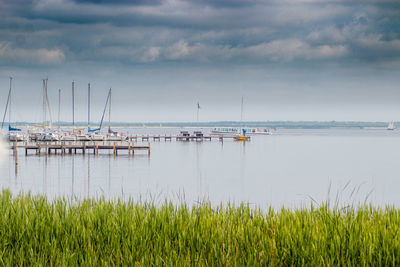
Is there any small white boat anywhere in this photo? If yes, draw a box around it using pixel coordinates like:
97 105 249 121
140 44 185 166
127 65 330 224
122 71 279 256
90 133 105 141
36 132 60 141
76 134 91 141
211 127 271 135
8 132 25 142
61 133 76 141
210 127 239 135
387 121 396 130
28 129 44 141
243 128 272 136
106 134 125 141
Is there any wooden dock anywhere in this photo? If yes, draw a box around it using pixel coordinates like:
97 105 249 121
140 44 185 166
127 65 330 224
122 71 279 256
8 134 249 156
10 141 150 156
126 135 245 141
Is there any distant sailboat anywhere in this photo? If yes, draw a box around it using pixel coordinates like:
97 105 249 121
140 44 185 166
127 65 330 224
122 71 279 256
87 83 101 133
37 78 62 141
234 96 250 141
106 88 124 140
87 85 112 141
2 77 21 131
387 121 396 130
2 77 24 141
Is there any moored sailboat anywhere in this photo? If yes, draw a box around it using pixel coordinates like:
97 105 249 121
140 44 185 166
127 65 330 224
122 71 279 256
387 121 396 130
2 77 24 141
234 96 250 141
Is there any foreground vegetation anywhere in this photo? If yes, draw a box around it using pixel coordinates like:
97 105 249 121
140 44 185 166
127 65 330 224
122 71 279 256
0 190 399 266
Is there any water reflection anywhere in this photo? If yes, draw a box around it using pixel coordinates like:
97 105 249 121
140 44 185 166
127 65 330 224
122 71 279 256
108 155 111 197
0 128 399 208
195 142 203 201
87 155 90 198
71 156 74 196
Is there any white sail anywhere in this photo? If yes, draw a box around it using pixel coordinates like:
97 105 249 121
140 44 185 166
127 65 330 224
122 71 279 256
387 121 395 130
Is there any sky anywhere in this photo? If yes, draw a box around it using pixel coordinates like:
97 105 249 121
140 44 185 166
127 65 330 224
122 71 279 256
0 0 400 123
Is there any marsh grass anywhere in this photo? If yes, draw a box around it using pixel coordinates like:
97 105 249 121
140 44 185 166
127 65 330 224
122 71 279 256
0 189 399 266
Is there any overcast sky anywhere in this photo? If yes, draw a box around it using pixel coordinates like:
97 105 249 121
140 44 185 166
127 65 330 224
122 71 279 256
0 0 400 123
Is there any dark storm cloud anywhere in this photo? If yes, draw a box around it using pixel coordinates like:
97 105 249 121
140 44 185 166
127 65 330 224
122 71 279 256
0 0 400 67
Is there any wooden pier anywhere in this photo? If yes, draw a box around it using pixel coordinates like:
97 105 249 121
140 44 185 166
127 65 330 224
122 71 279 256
126 135 243 142
10 141 150 156
8 134 249 156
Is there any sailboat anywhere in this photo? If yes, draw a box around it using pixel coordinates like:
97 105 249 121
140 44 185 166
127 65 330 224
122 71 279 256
87 83 105 141
2 77 24 142
105 88 124 141
87 83 100 133
387 121 396 130
234 96 250 141
37 79 62 141
61 81 79 141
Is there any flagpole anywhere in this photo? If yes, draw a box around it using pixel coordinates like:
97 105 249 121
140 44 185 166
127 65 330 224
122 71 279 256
196 102 200 123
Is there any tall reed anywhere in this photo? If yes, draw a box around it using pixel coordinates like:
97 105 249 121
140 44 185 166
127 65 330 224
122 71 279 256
0 190 399 266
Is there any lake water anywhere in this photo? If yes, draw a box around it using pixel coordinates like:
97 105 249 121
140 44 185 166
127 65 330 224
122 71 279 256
1 128 399 208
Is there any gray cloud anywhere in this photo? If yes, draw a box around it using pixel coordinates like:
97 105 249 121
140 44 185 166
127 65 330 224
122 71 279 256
0 42 65 65
0 0 398 67
0 0 400 122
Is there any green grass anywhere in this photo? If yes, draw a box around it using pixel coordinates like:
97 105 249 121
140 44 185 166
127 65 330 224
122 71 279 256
0 190 399 266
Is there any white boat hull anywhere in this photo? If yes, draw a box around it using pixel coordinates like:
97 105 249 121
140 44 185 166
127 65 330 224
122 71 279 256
90 135 105 141
8 135 24 142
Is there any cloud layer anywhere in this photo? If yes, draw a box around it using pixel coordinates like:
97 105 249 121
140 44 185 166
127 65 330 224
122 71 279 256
1 0 399 67
0 0 400 122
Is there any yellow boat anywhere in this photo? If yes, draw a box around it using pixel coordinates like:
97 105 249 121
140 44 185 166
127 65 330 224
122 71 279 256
234 134 250 141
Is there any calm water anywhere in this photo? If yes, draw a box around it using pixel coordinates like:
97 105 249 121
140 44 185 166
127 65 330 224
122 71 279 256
1 128 399 208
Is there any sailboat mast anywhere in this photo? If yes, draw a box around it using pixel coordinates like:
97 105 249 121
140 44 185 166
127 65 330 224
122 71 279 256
196 102 200 122
98 89 110 130
58 89 61 129
44 79 53 129
43 79 46 128
9 77 12 127
88 83 90 128
240 96 244 125
108 88 111 131
72 81 75 128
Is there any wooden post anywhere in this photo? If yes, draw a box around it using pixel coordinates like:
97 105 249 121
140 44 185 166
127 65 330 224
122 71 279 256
128 143 131 156
95 143 99 155
13 141 17 155
113 142 116 155
148 142 151 155
132 142 135 155
13 141 18 165
83 143 86 154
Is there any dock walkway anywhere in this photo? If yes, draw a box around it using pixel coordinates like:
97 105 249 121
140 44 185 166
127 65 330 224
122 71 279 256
10 141 150 156
8 134 249 156
126 135 245 141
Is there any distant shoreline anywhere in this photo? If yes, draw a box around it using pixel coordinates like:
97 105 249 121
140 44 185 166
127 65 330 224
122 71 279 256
4 121 393 129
